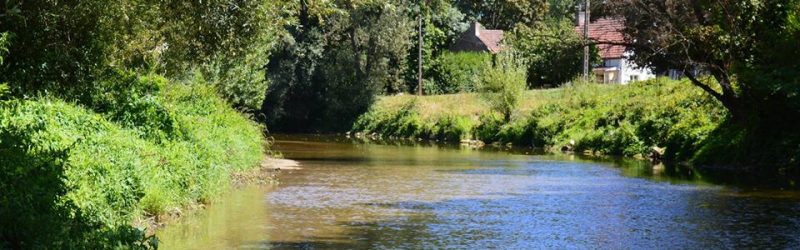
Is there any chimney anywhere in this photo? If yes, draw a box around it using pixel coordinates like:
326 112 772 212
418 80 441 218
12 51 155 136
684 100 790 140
576 5 586 26
471 22 481 37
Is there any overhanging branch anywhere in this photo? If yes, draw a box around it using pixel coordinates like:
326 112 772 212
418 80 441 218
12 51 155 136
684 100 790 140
684 70 724 102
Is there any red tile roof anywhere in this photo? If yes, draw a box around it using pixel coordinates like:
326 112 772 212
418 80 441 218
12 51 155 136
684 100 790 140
478 29 504 54
575 18 626 59
451 22 505 54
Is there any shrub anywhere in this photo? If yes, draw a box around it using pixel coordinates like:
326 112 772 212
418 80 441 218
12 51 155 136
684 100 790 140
354 78 725 160
90 71 181 143
352 99 431 139
507 20 600 87
193 54 269 111
427 52 492 94
474 113 504 142
478 52 527 122
433 115 474 141
0 98 158 248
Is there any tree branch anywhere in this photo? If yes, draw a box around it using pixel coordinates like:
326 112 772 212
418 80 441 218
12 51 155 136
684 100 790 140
684 70 724 102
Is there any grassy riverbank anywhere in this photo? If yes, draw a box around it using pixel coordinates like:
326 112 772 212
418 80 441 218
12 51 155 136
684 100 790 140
0 75 265 248
353 78 727 162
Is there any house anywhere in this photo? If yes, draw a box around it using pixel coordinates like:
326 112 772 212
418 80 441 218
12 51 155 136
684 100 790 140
575 12 655 84
451 22 504 54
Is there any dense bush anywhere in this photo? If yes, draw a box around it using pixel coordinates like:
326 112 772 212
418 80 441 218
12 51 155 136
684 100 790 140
89 71 181 143
352 99 475 141
426 52 492 94
354 78 726 162
478 52 528 122
0 76 264 248
195 56 269 111
507 20 600 88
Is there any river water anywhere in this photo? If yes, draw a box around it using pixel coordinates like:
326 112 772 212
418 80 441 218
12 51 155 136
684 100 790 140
158 135 800 249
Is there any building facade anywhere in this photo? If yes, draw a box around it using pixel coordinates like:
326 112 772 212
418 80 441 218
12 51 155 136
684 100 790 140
575 13 656 84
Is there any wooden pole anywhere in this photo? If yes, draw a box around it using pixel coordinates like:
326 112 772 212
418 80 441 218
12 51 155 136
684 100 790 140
417 0 424 96
583 0 591 82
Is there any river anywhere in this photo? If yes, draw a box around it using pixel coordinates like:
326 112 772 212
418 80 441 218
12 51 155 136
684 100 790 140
157 135 800 249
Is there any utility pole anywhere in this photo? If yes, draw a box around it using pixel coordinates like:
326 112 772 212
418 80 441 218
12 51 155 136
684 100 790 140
582 0 591 82
417 0 424 96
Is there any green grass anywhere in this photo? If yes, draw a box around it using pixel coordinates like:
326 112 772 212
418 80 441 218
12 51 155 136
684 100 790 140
0 76 264 248
353 78 726 161
372 89 563 121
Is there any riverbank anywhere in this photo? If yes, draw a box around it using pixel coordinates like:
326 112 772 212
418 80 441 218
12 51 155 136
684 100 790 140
231 157 300 186
353 78 726 163
141 157 297 234
0 74 266 248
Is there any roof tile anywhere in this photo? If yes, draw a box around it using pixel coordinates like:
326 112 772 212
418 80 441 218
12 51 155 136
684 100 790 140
478 29 504 54
575 18 626 59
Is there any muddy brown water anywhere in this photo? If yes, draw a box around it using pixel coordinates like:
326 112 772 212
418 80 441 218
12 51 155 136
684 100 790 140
157 135 800 249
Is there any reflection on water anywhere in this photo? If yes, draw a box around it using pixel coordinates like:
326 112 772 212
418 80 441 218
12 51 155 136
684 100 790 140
158 135 800 249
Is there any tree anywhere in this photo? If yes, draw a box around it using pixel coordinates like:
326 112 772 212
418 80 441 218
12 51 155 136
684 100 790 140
478 52 527 122
508 20 596 87
404 0 469 94
548 0 615 22
454 0 549 30
262 0 414 132
0 0 278 110
614 0 800 125
427 51 492 94
0 0 124 95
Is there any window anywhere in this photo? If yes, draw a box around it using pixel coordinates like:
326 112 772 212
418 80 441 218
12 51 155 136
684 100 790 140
630 75 639 82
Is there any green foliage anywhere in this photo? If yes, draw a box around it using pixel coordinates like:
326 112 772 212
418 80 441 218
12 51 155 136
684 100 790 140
263 0 414 132
404 0 469 93
352 99 475 141
433 115 475 141
354 78 726 160
427 52 492 94
508 20 599 87
157 0 280 110
195 54 269 111
0 0 270 247
0 84 7 98
692 120 800 172
617 0 800 125
527 80 725 158
614 0 800 171
0 0 277 109
352 100 431 138
0 32 9 66
0 76 264 248
478 52 527 122
0 98 158 249
89 71 181 143
455 0 549 29
0 0 118 93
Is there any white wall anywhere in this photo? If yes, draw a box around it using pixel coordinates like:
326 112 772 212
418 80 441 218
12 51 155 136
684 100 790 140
618 52 655 84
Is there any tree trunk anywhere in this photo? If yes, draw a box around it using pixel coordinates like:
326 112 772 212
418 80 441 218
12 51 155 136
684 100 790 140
683 69 751 125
